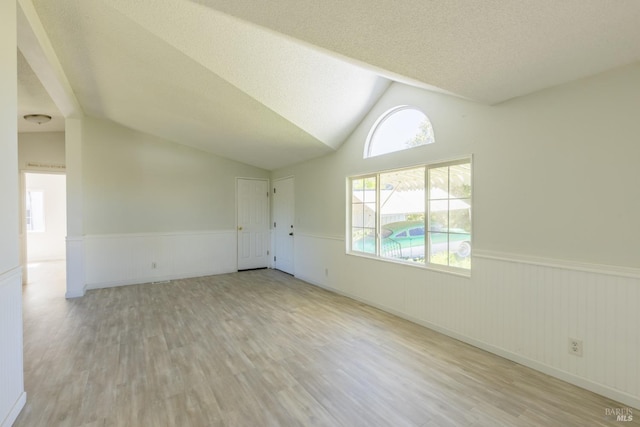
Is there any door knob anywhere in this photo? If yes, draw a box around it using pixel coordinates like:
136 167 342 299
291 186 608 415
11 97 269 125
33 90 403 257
238 226 243 231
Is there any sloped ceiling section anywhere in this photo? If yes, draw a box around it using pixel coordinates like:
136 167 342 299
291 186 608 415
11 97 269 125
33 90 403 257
17 50 64 133
27 0 390 170
21 0 640 169
198 0 640 104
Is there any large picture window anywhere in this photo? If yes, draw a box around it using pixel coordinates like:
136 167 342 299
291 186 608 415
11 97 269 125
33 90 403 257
349 159 471 271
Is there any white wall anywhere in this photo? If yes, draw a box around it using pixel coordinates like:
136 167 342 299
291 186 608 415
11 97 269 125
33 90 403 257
279 63 640 268
273 63 640 408
83 117 269 234
80 117 269 288
65 118 84 298
0 4 19 277
0 1 27 426
25 173 66 262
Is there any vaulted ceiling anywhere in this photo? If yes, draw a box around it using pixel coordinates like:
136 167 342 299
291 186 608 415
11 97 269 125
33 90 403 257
17 0 640 170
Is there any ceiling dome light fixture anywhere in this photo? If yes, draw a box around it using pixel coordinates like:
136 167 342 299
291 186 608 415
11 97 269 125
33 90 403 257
23 114 52 125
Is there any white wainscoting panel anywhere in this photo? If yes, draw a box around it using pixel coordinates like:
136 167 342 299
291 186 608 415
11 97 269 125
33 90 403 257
66 236 86 298
294 233 640 410
0 267 26 427
84 230 237 289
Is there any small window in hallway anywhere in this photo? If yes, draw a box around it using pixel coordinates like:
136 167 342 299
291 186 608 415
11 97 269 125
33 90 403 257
26 190 45 232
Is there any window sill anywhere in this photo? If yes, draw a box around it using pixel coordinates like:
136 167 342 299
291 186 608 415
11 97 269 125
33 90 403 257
346 251 471 278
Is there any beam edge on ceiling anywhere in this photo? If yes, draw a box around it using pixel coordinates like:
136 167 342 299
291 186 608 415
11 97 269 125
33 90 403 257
17 0 83 118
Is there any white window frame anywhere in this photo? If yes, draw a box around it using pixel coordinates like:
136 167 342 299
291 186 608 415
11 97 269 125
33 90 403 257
25 189 46 233
364 105 435 158
347 157 472 276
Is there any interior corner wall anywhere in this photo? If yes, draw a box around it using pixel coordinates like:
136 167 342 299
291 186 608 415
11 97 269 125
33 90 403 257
81 117 269 288
272 63 640 409
0 1 27 426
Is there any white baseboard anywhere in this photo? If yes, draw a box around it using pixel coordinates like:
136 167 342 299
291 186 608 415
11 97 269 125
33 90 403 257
300 274 640 411
65 285 86 299
0 388 26 427
85 268 236 290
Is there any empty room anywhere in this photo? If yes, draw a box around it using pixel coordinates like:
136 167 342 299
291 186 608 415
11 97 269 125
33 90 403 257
2 1 639 426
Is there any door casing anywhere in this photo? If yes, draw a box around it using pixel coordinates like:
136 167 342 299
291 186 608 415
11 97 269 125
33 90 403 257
236 178 269 270
273 177 295 275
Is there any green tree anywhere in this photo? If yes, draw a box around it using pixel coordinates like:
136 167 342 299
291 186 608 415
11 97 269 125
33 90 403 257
405 118 435 148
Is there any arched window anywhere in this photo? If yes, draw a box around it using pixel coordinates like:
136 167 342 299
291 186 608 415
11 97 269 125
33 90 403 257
364 106 434 158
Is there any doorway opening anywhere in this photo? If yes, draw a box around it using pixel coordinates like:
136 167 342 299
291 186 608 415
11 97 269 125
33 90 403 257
22 172 67 296
236 178 269 271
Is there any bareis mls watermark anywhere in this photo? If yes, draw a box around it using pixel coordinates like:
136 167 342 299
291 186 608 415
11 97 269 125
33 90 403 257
605 407 633 422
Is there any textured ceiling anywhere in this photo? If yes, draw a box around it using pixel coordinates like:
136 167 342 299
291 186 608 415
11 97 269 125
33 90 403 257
200 0 640 103
17 51 64 133
17 0 640 169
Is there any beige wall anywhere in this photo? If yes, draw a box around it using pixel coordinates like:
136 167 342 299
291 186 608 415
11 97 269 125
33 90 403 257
275 62 640 269
81 116 270 235
18 131 65 168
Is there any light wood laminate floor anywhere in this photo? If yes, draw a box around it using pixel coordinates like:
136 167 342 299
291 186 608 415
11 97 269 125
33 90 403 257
15 261 638 427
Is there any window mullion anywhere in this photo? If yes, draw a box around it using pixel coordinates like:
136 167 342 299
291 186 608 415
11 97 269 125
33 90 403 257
376 173 381 256
348 158 471 271
447 166 451 267
425 166 429 266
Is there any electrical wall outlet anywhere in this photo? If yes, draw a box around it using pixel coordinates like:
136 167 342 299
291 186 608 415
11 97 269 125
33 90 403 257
568 338 583 357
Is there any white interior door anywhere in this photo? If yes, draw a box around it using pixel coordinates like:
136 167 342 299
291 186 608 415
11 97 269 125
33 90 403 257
237 178 269 270
273 177 294 275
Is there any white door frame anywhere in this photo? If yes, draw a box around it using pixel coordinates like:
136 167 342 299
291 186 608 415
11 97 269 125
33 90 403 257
19 169 67 285
273 176 295 275
236 177 270 270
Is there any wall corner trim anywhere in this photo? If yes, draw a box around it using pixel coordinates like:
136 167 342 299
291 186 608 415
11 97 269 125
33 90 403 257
0 266 22 287
64 285 86 299
0 392 26 427
474 249 640 279
65 236 85 298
